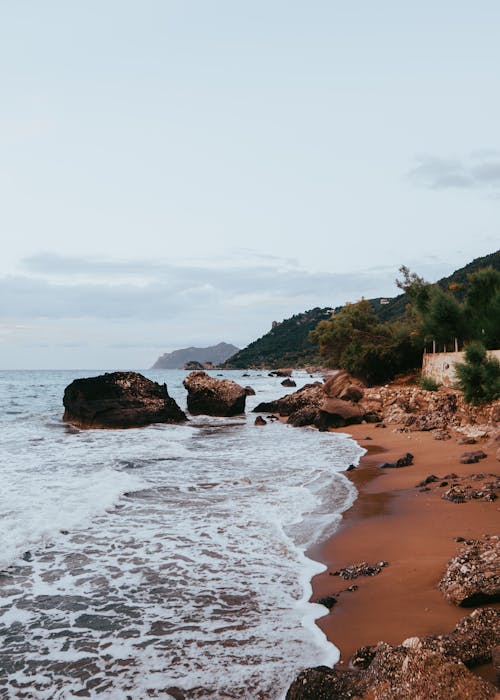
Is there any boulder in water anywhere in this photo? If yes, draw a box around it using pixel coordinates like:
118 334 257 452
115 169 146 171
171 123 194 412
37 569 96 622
183 371 246 416
63 371 187 429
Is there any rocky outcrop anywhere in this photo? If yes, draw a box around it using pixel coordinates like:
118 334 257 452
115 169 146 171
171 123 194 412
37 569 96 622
63 372 187 429
438 536 500 606
183 371 246 416
254 381 379 429
253 382 324 417
417 607 500 667
323 370 365 403
287 609 499 699
362 385 500 432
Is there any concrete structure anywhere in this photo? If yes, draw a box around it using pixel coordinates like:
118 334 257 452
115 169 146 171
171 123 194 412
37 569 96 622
422 349 500 386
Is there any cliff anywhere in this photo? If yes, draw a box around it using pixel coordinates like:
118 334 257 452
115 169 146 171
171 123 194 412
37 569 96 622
151 342 239 369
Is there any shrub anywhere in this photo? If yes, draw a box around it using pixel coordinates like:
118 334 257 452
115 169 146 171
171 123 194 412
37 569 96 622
419 376 439 391
455 342 500 405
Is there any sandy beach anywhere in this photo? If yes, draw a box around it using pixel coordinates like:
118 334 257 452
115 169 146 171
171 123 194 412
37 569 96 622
308 423 500 683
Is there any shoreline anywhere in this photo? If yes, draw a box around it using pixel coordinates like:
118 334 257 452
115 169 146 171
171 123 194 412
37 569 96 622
307 422 499 684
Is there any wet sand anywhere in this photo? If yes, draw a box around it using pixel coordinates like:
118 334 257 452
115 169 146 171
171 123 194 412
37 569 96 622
308 423 499 677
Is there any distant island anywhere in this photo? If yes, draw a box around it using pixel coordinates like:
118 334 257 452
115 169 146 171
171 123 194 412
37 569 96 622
151 342 239 369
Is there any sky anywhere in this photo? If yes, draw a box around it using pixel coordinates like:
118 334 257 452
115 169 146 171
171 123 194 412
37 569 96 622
1 1 499 369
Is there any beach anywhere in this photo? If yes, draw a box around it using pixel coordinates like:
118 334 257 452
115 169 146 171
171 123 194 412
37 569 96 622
309 422 499 684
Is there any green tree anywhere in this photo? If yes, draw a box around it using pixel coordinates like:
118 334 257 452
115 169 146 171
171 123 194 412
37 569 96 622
464 268 500 349
310 299 421 385
455 342 500 404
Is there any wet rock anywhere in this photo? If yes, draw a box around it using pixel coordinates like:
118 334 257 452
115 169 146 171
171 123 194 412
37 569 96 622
244 386 256 396
379 453 414 469
281 378 297 387
315 595 337 609
286 407 320 427
269 368 292 377
346 464 356 471
330 561 388 580
460 450 488 464
63 372 187 429
416 474 440 487
439 536 500 606
285 666 366 700
183 371 246 416
254 416 267 426
458 437 477 445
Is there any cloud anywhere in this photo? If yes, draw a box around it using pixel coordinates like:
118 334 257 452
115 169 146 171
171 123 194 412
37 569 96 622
2 252 407 324
407 151 500 192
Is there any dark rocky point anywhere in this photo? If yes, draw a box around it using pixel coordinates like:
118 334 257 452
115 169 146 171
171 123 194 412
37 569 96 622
63 371 187 429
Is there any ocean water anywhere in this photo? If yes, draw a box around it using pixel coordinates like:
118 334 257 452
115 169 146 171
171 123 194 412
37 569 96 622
0 369 362 700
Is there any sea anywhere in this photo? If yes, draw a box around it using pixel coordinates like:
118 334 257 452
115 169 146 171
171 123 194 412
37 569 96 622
0 369 362 700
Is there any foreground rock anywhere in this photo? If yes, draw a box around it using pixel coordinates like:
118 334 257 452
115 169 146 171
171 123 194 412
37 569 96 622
253 379 380 429
183 371 246 416
439 535 500 606
286 609 499 699
63 372 187 429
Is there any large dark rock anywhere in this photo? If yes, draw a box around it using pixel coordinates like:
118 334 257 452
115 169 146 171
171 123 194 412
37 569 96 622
183 371 246 416
317 398 364 429
438 536 500 606
63 372 187 429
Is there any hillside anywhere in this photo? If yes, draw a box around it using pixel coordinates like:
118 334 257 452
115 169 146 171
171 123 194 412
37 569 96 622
374 249 500 322
152 342 239 369
224 250 499 369
223 308 334 368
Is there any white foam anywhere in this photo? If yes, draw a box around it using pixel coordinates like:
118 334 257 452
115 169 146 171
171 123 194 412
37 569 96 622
0 369 362 699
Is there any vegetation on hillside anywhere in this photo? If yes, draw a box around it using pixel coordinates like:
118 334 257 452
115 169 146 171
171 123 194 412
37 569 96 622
310 263 500 391
375 249 500 322
224 308 333 368
455 342 500 405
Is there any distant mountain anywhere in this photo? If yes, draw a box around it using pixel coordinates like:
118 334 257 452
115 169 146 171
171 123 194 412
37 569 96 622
373 249 500 322
223 308 334 369
152 342 239 369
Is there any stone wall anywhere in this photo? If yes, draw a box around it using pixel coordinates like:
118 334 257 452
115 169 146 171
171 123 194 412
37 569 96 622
422 349 500 386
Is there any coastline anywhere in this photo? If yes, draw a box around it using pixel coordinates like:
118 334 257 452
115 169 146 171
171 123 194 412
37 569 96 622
307 422 499 683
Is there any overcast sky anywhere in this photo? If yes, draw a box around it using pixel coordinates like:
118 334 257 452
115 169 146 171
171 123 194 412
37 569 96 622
1 1 499 369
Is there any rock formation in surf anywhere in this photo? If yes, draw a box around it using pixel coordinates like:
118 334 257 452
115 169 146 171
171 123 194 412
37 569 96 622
183 371 246 416
63 371 187 429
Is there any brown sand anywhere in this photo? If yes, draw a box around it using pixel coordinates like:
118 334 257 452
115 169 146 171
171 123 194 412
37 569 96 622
307 423 499 677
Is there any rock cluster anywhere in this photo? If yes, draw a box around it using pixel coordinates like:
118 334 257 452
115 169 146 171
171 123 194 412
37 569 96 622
330 561 388 580
362 385 500 432
63 372 187 429
183 371 246 416
438 536 500 606
253 373 381 429
286 609 499 700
